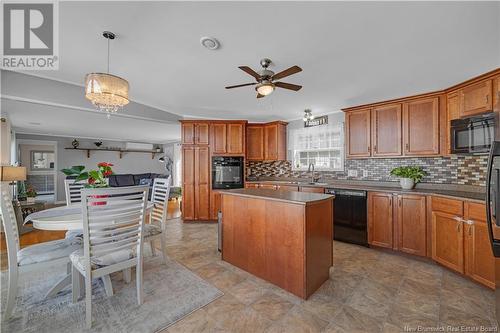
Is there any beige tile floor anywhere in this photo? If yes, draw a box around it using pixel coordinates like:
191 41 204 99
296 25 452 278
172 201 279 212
160 215 499 333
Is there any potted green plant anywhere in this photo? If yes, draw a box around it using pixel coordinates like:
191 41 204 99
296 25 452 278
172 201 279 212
26 185 37 203
61 163 114 205
390 166 426 190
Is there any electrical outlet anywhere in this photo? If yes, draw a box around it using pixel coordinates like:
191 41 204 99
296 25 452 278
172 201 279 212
363 170 368 178
348 170 358 177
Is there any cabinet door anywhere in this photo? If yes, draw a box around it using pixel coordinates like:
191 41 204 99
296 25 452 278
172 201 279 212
371 104 402 156
368 192 393 248
346 109 371 158
210 191 222 220
464 202 495 288
276 185 299 192
264 124 278 160
227 123 244 154
181 123 195 145
259 184 277 190
195 123 210 145
300 187 325 193
431 211 464 273
247 126 264 160
245 183 260 189
212 123 227 154
397 194 426 256
446 92 460 155
493 76 500 112
182 146 196 220
195 146 210 220
403 97 439 156
460 79 493 117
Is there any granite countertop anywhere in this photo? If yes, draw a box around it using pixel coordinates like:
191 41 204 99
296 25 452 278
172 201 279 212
221 188 334 205
245 178 486 203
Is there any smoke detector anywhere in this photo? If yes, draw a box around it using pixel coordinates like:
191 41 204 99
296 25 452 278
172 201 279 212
200 36 220 50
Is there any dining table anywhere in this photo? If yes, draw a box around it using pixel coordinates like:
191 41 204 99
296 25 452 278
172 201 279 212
23 201 155 299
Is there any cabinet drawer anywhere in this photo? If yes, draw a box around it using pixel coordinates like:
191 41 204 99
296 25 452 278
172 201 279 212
431 196 463 216
465 202 486 222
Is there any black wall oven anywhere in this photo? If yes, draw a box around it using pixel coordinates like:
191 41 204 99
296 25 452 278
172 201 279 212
451 113 495 154
212 156 244 189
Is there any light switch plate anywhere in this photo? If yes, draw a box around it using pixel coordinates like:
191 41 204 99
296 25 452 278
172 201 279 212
348 170 358 177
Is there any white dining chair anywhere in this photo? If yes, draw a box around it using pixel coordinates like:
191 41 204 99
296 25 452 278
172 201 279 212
0 185 83 320
143 177 171 264
70 185 149 328
64 179 85 206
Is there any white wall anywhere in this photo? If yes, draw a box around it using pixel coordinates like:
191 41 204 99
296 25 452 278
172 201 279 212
16 133 168 202
0 117 11 165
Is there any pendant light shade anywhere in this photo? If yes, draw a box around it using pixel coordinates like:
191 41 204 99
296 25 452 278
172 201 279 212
85 73 129 114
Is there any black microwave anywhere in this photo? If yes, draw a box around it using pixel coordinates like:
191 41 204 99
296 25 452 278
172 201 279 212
450 113 495 154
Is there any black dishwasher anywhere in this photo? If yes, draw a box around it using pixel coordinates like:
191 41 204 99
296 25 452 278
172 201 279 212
325 188 368 246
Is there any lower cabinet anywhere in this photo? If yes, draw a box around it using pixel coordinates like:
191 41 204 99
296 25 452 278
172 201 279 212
396 194 427 256
300 186 325 193
245 183 260 189
431 197 495 288
368 192 394 249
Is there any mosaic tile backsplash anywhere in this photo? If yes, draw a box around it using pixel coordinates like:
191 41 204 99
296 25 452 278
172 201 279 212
246 155 489 187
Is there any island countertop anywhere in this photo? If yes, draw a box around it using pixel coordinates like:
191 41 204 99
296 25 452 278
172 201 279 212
222 188 334 205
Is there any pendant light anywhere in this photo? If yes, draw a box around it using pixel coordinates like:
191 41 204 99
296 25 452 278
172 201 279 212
303 109 314 121
85 31 129 118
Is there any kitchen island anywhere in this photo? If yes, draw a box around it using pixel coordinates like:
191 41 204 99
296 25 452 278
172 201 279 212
220 188 334 299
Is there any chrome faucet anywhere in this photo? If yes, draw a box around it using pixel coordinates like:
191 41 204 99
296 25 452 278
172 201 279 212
308 163 315 183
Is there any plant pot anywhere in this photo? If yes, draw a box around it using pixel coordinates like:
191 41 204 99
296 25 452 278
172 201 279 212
90 194 108 206
399 178 415 190
26 197 35 203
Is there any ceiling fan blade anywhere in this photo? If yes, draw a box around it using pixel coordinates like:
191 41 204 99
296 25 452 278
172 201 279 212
256 93 265 98
238 66 261 80
275 82 302 91
225 83 257 89
272 65 302 81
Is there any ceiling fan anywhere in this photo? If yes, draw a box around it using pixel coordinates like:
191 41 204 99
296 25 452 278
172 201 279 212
225 58 302 98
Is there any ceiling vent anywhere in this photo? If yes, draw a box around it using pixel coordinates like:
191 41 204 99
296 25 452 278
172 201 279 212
200 37 220 50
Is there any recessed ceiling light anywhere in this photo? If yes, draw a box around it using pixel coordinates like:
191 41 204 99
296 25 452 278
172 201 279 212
200 36 220 50
29 122 41 125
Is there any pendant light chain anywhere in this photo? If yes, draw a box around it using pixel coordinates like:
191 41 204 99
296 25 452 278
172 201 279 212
107 37 110 74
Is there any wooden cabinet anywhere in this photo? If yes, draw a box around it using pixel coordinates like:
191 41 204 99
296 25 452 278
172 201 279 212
181 122 209 145
371 104 402 157
245 183 260 189
346 109 371 158
403 97 440 156
246 125 264 160
431 197 464 273
446 92 460 155
300 186 325 193
264 122 287 160
277 184 299 192
210 122 245 155
211 123 227 154
459 79 493 117
210 191 222 220
396 194 426 256
368 192 394 249
494 75 500 111
246 121 287 161
259 183 278 190
182 146 210 221
464 202 495 289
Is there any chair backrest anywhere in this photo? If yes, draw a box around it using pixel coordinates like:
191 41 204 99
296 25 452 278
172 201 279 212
151 176 171 224
81 185 149 272
0 183 20 266
64 179 85 206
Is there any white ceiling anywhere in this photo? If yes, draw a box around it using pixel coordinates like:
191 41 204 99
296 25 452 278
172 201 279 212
4 1 500 140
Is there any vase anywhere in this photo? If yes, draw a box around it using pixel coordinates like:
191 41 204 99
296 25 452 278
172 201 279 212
399 178 415 190
90 194 108 206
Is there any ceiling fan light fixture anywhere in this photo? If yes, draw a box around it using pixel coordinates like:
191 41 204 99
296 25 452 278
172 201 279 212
256 82 275 96
303 109 314 121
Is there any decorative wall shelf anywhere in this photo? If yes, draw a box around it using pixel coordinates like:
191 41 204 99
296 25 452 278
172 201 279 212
64 147 162 159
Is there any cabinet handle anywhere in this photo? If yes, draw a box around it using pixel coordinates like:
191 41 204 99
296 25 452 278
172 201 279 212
468 224 472 236
367 145 370 152
456 222 461 232
374 145 377 153
399 199 401 207
405 143 409 151
486 95 489 104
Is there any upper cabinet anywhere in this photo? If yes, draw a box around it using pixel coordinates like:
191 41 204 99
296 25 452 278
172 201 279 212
210 121 246 155
494 75 500 111
445 91 460 155
246 121 287 161
371 104 402 157
459 79 492 117
346 109 371 158
246 125 264 160
403 97 440 156
181 122 210 145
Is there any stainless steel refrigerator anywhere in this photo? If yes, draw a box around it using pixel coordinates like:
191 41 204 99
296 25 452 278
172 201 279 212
486 101 500 323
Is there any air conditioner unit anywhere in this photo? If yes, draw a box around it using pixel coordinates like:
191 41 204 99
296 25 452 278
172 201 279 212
125 142 154 151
